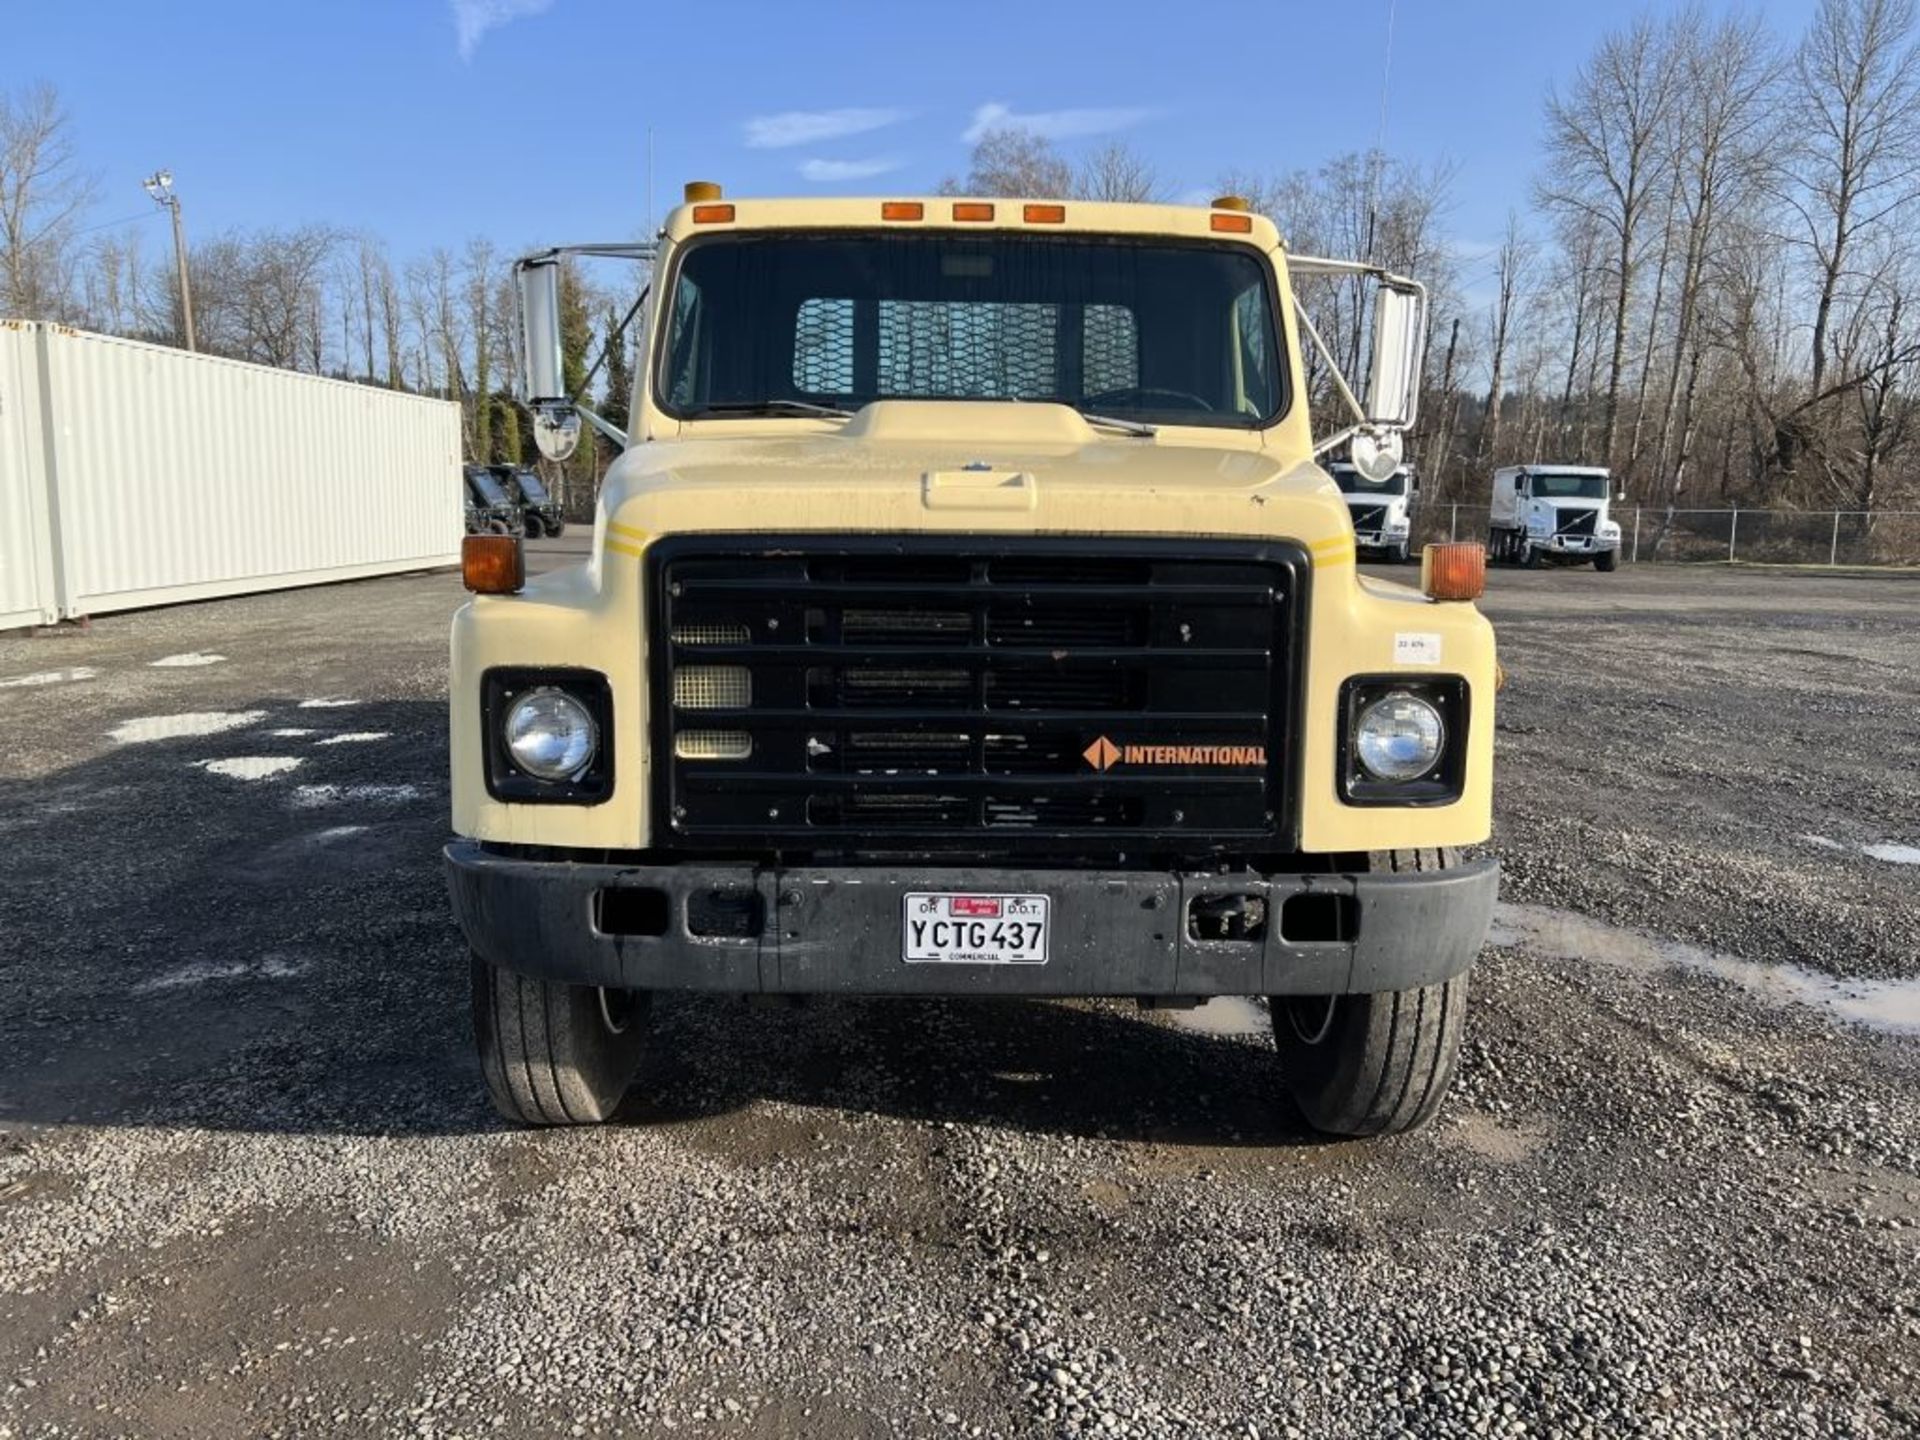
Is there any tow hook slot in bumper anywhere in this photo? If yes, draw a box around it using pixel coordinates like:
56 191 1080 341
1188 893 1268 942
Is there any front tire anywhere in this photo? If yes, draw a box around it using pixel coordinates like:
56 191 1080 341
521 514 546 540
1271 849 1471 1137
1595 548 1619 572
471 955 649 1125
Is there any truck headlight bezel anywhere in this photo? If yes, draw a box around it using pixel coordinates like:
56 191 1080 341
1338 675 1469 806
483 667 614 804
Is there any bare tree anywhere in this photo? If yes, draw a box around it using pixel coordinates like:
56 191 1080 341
1075 141 1161 202
1538 15 1682 470
1476 212 1536 465
1783 0 1920 398
940 128 1074 197
0 83 94 319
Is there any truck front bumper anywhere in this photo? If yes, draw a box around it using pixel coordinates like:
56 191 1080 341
445 843 1498 998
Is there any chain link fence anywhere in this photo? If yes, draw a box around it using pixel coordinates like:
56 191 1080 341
1414 506 1920 567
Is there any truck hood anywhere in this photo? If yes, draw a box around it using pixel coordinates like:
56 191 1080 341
602 402 1354 549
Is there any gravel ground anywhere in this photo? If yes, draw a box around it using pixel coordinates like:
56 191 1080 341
0 554 1916 1439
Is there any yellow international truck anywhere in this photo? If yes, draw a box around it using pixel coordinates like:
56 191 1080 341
445 186 1498 1136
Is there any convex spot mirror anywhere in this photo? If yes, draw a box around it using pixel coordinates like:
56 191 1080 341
1348 430 1404 484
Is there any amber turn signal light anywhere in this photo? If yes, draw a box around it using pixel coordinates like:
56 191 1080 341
1023 203 1066 223
691 203 735 224
881 201 924 221
1421 542 1487 602
1210 212 1254 233
463 534 524 595
952 202 995 222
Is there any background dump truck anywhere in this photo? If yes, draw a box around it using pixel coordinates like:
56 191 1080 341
1489 464 1621 570
445 185 1499 1138
1330 460 1417 563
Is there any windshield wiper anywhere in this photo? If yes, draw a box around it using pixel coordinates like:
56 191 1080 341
1076 411 1157 437
687 399 852 419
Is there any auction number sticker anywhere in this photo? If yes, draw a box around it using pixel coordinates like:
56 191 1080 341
902 893 1051 965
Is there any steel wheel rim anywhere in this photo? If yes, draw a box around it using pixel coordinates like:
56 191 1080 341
1284 995 1338 1046
597 987 637 1036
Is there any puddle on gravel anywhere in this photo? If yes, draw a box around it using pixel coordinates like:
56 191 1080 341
1491 903 1920 1037
1862 842 1920 866
1164 996 1270 1037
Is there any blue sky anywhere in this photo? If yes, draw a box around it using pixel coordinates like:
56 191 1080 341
12 0 1821 273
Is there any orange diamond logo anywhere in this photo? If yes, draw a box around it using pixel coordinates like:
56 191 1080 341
1083 736 1122 771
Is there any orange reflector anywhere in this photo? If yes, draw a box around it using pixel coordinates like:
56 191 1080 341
881 201 924 221
691 203 735 224
1211 212 1254 233
1422 542 1487 602
1023 203 1066 223
952 202 995 222
462 534 524 595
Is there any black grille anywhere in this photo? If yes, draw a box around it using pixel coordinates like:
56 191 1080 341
1555 508 1599 537
1349 504 1388 532
650 537 1307 857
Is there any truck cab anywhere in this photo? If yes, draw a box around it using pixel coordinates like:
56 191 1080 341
1488 464 1621 570
1330 461 1417 563
445 187 1499 1137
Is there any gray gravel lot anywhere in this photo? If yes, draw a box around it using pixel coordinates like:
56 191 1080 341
1 554 1916 1438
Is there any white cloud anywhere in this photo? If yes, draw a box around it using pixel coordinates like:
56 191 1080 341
798 156 906 183
744 108 907 149
451 0 555 62
962 102 1153 145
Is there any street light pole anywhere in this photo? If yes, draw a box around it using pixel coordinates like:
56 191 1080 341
143 171 196 352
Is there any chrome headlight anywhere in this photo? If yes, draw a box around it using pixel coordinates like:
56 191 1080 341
504 687 599 781
1354 693 1446 782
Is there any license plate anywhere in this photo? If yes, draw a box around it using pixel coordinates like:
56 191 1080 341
902 893 1050 965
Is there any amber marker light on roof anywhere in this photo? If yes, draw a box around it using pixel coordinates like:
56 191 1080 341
952 202 995 222
1023 203 1066 223
1421 542 1488 602
691 203 736 224
1210 212 1254 233
684 180 723 202
881 201 924 220
463 535 524 595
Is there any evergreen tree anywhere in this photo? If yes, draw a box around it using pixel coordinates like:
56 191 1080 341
600 304 633 436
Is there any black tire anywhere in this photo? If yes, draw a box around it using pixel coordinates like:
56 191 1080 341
1521 541 1542 569
485 518 510 535
522 514 545 540
1595 548 1619 572
1392 540 1411 565
471 955 649 1125
546 520 566 538
1271 848 1470 1137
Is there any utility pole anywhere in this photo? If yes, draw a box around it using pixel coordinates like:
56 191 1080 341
143 171 196 352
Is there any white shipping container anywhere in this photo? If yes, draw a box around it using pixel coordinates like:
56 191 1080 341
0 322 59 629
0 323 462 628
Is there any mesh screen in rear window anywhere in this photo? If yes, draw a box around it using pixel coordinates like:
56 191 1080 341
792 299 1137 398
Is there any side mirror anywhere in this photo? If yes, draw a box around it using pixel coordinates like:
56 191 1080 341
516 258 580 462
1365 283 1427 428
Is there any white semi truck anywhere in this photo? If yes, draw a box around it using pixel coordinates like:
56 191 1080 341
1330 461 1417 563
1488 464 1621 571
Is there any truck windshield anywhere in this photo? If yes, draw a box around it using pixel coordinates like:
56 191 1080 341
658 232 1285 429
467 471 508 505
515 471 551 504
1530 473 1608 500
1333 469 1407 496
